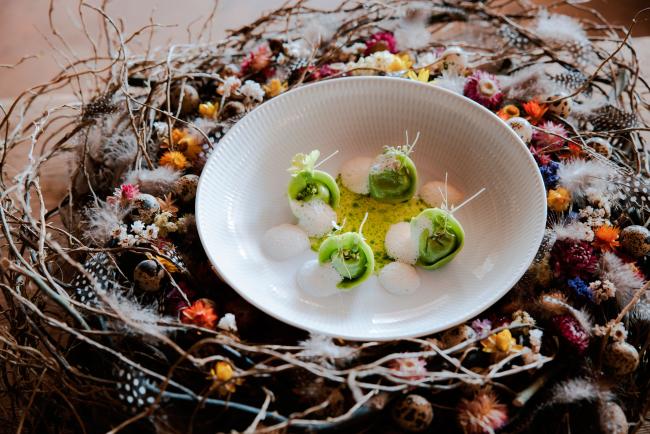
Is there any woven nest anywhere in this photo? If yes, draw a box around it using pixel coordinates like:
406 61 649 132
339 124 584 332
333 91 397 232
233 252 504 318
1 1 650 433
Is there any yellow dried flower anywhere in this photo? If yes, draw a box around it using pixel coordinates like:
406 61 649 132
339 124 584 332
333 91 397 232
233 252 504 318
198 101 218 119
159 151 188 170
547 187 571 212
387 53 412 72
263 79 288 97
209 361 241 394
481 329 523 354
406 68 430 83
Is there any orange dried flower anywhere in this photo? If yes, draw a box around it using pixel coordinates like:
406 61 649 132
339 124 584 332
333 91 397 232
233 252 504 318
181 298 217 329
157 193 179 215
593 225 620 252
497 104 520 120
547 187 571 212
159 151 188 170
522 100 548 125
178 135 202 161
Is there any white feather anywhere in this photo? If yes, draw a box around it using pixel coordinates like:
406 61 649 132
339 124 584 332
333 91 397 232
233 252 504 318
535 13 589 45
298 333 355 366
557 159 618 198
394 21 431 50
103 290 171 338
499 65 559 100
600 252 646 307
435 71 466 95
551 378 598 404
85 201 130 244
553 221 594 242
124 166 180 195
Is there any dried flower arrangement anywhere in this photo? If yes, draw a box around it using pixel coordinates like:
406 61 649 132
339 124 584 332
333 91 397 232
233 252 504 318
1 1 649 433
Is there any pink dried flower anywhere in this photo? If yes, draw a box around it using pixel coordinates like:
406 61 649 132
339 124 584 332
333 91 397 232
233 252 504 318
107 183 140 206
553 314 590 354
550 239 598 280
463 71 504 110
533 120 567 151
458 391 509 434
388 357 427 380
364 31 397 55
241 43 272 74
471 318 492 335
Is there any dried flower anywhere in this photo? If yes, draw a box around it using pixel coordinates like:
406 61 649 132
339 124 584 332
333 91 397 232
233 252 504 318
198 101 218 119
547 187 571 212
471 318 492 335
388 357 427 380
131 221 145 235
512 310 535 327
241 43 272 73
239 80 265 102
209 361 242 394
539 160 560 189
180 299 218 329
588 279 616 304
463 70 504 110
481 329 523 355
217 76 242 97
157 193 178 215
263 79 288 97
533 120 567 150
593 225 620 252
406 68 430 83
522 100 548 125
458 391 509 434
568 277 592 300
593 320 627 342
497 104 520 120
553 314 590 354
108 184 140 207
364 31 397 55
529 329 543 353
550 239 598 279
159 151 188 170
217 313 238 332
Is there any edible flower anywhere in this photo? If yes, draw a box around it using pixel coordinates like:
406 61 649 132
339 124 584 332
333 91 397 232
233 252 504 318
547 187 571 212
180 298 218 329
406 68 430 83
593 225 620 252
263 79 288 97
480 329 523 355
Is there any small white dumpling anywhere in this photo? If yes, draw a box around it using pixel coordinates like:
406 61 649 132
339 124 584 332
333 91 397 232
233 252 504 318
379 262 421 295
297 260 341 297
340 156 374 194
420 181 464 209
289 199 337 237
262 224 310 260
385 222 418 264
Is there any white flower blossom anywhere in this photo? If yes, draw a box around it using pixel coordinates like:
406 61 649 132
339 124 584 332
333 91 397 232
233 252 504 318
217 313 238 332
220 76 242 98
144 224 159 239
239 80 265 102
111 224 128 240
131 221 145 235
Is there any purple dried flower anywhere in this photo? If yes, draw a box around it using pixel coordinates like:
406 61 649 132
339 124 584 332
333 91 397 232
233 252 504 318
550 239 599 280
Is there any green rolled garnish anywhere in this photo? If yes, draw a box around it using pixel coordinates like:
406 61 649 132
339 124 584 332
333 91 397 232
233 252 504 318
318 231 375 289
411 208 464 270
287 150 340 208
368 145 418 203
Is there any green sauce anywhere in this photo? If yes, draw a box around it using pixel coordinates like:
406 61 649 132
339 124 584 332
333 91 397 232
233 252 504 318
310 177 427 270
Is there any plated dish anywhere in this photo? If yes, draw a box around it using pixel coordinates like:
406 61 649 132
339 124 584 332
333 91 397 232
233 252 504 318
195 77 547 340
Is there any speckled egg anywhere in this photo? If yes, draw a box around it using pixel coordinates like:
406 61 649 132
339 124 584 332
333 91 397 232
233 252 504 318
173 174 199 202
438 47 467 73
586 137 612 159
170 84 200 115
600 401 628 434
506 117 533 144
604 341 639 376
441 325 477 349
133 259 165 292
545 93 572 118
130 194 160 224
620 225 650 258
391 394 433 433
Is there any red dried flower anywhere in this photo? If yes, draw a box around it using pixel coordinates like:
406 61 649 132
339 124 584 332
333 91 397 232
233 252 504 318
550 239 598 280
241 44 272 74
108 183 140 206
533 120 567 151
463 71 504 110
364 31 397 55
181 298 218 329
553 314 590 354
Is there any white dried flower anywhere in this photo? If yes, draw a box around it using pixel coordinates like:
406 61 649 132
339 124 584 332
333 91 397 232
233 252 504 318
512 310 535 327
131 221 145 235
144 224 159 239
589 279 617 304
217 313 238 332
220 76 242 98
239 80 265 102
529 329 543 353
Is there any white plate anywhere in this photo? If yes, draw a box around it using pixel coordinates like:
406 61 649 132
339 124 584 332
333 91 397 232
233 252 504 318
196 77 546 341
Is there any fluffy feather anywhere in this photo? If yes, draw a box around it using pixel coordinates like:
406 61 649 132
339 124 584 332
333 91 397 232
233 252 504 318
298 333 355 366
435 71 466 95
84 201 130 244
499 65 559 100
600 252 645 307
394 22 431 50
124 166 180 196
551 378 599 404
104 289 171 338
553 221 594 242
557 159 619 198
535 13 588 45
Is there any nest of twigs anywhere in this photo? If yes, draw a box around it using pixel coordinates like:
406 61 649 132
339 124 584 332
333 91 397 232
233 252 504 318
1 1 650 433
